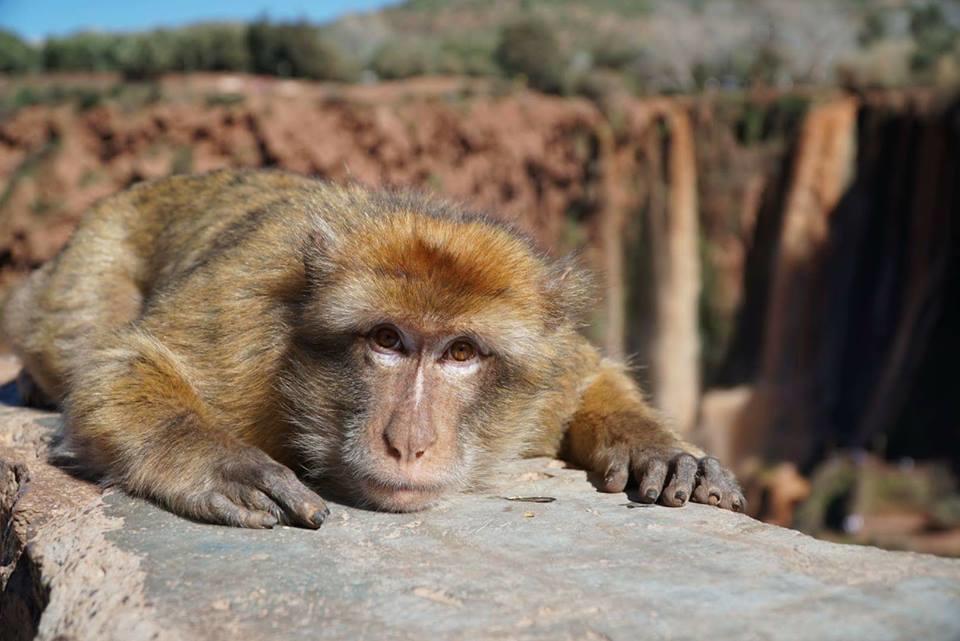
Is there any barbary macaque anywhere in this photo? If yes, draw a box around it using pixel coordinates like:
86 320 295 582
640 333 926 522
1 170 744 528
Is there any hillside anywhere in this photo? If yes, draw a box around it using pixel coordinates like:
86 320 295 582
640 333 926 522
2 0 960 93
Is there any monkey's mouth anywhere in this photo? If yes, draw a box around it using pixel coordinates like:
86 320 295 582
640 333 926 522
360 478 448 512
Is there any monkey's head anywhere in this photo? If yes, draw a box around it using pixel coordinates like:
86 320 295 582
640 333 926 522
281 190 590 512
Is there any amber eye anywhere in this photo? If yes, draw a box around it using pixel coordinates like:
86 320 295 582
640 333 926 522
371 326 402 351
447 339 477 362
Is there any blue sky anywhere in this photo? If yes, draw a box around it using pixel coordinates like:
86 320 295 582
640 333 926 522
0 0 399 41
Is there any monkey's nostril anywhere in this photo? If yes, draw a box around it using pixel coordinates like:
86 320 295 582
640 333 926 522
383 436 403 461
383 431 431 463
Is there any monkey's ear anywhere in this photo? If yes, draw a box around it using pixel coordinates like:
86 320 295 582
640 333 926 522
541 255 594 329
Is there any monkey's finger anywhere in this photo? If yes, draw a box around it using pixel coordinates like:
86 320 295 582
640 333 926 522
237 486 284 519
661 453 698 507
693 457 727 507
635 458 668 504
717 466 747 512
199 492 278 529
720 489 747 512
255 465 330 529
600 449 630 493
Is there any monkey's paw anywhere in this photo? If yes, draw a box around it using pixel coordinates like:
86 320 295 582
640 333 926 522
600 450 745 512
182 451 330 529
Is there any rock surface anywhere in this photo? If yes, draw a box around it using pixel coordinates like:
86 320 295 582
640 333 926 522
2 405 960 641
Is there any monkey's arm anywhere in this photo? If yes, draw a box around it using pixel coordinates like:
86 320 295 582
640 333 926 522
560 359 744 511
63 328 330 528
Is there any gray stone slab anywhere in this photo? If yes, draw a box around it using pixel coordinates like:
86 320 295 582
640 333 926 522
2 406 960 641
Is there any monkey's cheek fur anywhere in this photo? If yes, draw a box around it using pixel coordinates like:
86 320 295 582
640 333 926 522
359 478 447 512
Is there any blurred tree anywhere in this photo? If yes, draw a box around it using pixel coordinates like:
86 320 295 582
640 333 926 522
437 36 499 76
247 19 353 81
858 10 888 47
748 42 787 87
0 30 40 73
909 4 958 72
116 31 178 79
371 34 498 79
42 32 124 71
495 18 567 93
173 24 251 72
371 37 439 79
590 33 643 71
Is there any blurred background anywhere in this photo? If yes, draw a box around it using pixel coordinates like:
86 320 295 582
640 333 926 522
0 0 958 555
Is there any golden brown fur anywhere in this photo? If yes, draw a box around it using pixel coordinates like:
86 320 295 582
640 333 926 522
1 169 743 528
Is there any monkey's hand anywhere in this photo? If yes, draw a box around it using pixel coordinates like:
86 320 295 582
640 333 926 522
598 445 745 512
562 362 745 512
163 447 331 529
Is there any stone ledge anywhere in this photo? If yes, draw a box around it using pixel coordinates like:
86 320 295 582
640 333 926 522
1 405 959 641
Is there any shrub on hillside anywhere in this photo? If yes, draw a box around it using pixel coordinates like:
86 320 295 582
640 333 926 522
173 24 251 72
115 31 179 79
437 36 499 76
371 37 439 79
0 30 40 73
590 33 644 71
909 4 958 72
39 27 252 77
858 10 888 47
494 18 567 94
42 32 125 71
247 19 354 81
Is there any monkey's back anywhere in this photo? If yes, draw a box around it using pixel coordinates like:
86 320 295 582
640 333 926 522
91 170 321 292
1 170 341 404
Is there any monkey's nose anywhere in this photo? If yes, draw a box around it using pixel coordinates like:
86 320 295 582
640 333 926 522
383 427 435 464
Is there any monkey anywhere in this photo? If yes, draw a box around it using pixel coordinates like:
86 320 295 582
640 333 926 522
0 169 744 529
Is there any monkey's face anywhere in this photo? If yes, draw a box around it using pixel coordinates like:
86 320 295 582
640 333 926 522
341 322 495 512
286 207 588 512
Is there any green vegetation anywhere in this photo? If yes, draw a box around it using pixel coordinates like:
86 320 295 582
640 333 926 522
247 20 354 80
495 18 567 93
26 20 353 81
371 37 441 80
0 1 957 94
0 82 165 120
909 4 959 72
174 24 250 72
0 30 40 72
0 134 61 213
858 10 888 47
1 85 93 115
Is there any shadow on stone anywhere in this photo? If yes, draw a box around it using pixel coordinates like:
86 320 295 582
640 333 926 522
0 462 50 641
0 381 22 407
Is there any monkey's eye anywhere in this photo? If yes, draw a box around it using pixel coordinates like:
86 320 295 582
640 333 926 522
371 326 403 351
446 339 478 362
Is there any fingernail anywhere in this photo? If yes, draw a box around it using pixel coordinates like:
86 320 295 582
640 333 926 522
732 499 742 512
708 493 720 506
312 509 328 526
644 488 659 501
674 491 687 503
